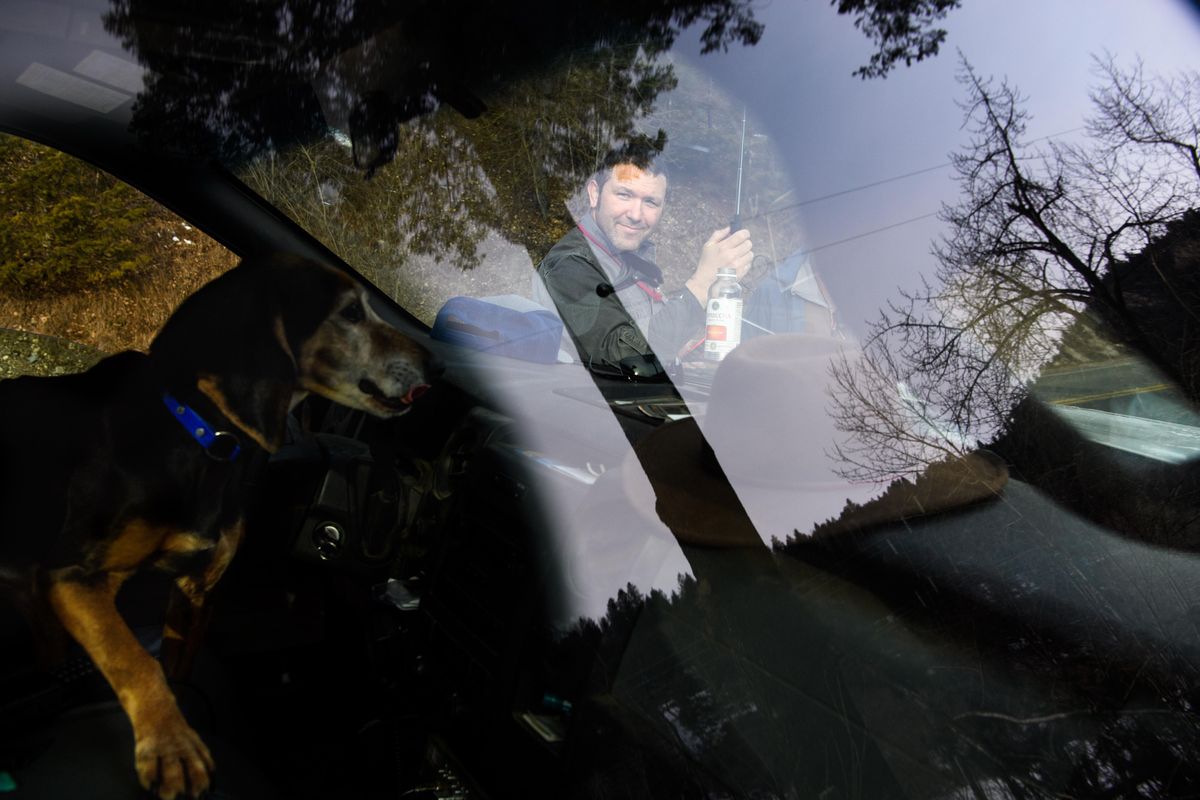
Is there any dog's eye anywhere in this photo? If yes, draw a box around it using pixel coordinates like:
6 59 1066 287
340 300 366 323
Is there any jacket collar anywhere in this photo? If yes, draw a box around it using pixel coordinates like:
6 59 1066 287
577 212 658 283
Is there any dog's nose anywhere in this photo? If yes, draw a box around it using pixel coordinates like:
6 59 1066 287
359 377 384 398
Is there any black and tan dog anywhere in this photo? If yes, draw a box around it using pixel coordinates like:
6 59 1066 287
0 254 436 798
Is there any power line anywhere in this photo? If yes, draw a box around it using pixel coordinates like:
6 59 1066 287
798 212 939 256
797 170 1195 259
760 163 951 217
749 125 1087 223
742 125 1091 256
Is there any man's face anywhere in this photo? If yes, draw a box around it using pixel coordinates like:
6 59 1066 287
587 164 668 252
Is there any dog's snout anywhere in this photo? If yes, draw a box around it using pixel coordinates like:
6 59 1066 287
425 354 445 380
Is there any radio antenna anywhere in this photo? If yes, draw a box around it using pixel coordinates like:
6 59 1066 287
731 106 747 232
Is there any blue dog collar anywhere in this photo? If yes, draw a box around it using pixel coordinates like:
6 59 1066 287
162 392 242 462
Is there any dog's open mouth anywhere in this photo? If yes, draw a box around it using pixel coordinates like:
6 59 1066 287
358 378 429 411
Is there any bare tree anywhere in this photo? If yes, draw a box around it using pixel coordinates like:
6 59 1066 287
1089 53 1200 184
831 55 1200 481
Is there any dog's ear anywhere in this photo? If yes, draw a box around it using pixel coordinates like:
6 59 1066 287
150 255 347 450
267 256 359 358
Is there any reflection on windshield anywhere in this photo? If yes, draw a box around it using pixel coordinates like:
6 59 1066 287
103 0 964 173
826 56 1200 546
100 0 966 321
91 1 1200 796
103 0 764 165
443 24 1200 797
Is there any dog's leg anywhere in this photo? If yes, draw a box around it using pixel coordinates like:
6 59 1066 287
47 568 214 799
162 519 245 680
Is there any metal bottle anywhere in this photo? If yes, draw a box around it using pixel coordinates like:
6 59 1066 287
704 267 743 361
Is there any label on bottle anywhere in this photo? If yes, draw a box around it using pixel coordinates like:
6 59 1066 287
704 297 743 361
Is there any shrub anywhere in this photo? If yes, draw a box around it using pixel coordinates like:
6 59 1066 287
0 134 155 292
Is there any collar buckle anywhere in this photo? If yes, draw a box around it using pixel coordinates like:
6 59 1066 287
206 430 242 462
162 392 242 462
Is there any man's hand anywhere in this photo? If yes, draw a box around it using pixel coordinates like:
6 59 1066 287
686 226 753 305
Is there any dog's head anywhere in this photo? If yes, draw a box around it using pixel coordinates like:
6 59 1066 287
151 256 439 451
295 275 437 418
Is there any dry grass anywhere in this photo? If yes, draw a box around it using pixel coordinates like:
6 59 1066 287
0 214 238 355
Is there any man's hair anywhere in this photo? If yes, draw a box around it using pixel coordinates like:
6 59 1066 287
593 133 669 191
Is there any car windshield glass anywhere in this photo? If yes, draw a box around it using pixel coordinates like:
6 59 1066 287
5 2 1200 797
86 0 1200 570
178 3 1196 389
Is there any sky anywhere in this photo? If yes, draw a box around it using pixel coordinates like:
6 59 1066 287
674 0 1200 335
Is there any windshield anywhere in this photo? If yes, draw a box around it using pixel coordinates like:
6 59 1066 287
5 1 1200 797
87 0 1200 617
192 3 1198 391
200 0 1200 520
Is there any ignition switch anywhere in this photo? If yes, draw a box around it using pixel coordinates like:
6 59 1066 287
313 522 345 559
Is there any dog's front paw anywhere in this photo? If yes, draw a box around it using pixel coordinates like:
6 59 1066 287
134 716 214 799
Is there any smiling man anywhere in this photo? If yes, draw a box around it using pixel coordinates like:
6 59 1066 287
535 144 753 372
